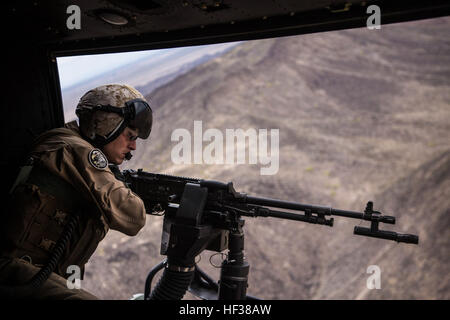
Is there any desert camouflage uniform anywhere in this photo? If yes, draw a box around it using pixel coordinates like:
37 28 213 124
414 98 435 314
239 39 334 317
0 85 147 299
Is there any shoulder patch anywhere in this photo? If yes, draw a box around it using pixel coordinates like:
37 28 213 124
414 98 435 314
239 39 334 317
88 149 108 170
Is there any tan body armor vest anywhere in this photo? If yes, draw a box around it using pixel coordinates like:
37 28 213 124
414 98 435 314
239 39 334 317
1 122 146 278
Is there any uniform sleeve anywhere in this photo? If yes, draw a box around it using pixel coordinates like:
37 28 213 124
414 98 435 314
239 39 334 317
35 143 146 236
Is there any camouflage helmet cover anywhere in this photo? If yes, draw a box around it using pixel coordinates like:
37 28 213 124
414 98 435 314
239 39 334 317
76 84 148 141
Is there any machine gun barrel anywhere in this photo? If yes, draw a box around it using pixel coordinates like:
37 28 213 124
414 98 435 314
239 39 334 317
245 196 395 224
250 207 334 226
243 196 416 244
246 195 332 214
124 169 418 245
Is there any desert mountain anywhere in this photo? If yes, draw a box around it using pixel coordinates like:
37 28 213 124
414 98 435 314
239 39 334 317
82 17 450 299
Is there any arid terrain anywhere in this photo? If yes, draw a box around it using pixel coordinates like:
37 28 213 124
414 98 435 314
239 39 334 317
81 17 450 300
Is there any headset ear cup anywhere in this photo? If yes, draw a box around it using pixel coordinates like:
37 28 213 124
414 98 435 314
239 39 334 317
91 133 107 147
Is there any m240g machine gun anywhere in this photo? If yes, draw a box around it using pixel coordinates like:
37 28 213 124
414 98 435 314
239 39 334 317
122 169 419 300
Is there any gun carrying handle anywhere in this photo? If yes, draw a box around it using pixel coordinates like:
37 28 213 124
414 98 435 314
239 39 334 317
354 226 419 244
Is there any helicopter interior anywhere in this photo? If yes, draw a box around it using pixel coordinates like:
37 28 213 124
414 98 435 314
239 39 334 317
2 0 450 201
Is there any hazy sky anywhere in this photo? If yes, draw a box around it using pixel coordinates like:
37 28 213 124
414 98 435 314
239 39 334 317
57 49 169 89
57 42 241 91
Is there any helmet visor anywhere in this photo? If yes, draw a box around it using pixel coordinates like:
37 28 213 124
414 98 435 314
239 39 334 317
126 99 153 139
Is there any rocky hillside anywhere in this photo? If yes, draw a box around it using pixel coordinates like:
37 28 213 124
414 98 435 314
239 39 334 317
82 17 450 300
